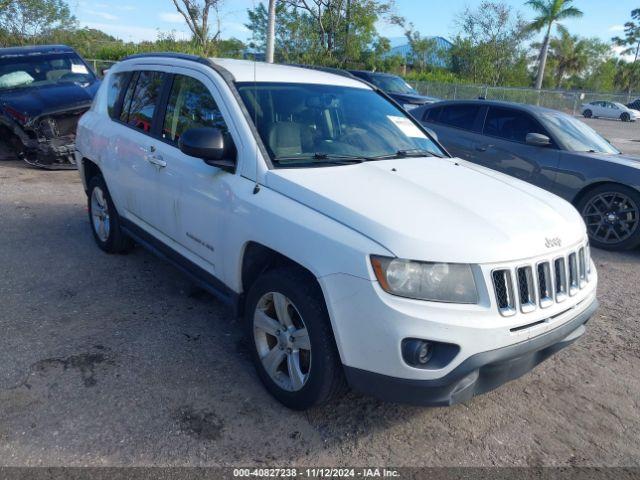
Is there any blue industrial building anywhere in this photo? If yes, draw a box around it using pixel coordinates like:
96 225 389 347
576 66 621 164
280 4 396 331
384 36 453 68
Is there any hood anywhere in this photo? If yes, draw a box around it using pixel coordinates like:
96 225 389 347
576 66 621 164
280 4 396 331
0 81 99 125
266 157 586 264
582 151 640 169
389 92 436 105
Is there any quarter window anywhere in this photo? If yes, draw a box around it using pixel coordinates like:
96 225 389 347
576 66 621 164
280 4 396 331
162 75 228 144
483 107 548 144
120 71 164 133
107 72 129 120
437 104 481 131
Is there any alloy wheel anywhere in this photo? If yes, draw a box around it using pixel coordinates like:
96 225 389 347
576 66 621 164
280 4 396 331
582 192 639 245
91 186 110 242
253 291 311 392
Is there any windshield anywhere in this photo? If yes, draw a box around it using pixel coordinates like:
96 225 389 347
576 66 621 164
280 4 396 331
539 112 620 155
0 53 95 92
368 74 417 95
236 82 444 167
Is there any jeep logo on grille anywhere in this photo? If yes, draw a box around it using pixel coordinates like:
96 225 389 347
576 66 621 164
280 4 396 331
545 237 562 248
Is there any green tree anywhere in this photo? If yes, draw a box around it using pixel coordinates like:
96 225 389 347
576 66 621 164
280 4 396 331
246 0 391 66
525 0 583 90
0 0 76 43
546 30 589 88
450 1 530 86
170 0 223 53
614 60 640 96
613 9 640 63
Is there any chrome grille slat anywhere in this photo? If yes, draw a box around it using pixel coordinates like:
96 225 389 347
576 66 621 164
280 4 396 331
492 269 516 317
578 247 587 288
492 243 591 316
537 262 553 308
568 253 579 296
554 257 568 302
517 266 536 313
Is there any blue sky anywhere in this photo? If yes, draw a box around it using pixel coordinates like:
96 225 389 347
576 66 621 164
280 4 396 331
72 0 637 50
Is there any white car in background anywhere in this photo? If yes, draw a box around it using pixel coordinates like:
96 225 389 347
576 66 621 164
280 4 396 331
581 101 640 122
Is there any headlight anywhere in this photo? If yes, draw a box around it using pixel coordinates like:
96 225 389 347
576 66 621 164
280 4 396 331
403 103 419 111
370 256 478 304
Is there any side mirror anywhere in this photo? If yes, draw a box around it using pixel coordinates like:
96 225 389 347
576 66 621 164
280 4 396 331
526 132 551 147
179 127 236 172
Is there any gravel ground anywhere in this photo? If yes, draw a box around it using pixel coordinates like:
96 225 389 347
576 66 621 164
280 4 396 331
1 125 639 467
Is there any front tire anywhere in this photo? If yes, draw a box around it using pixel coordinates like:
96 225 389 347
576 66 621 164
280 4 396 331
245 267 346 410
583 109 592 118
621 112 631 122
87 175 134 254
577 184 640 251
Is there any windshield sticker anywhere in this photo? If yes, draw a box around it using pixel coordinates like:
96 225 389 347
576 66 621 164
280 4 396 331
387 115 427 139
71 64 89 74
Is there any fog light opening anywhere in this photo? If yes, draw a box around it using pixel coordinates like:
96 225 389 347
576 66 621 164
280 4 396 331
404 339 434 366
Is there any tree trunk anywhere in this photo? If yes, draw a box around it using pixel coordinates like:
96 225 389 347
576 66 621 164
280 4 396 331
534 24 553 90
266 0 276 63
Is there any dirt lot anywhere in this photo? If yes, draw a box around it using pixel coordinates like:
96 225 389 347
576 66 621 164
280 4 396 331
1 127 640 466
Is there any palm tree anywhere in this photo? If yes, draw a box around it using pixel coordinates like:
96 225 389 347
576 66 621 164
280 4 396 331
526 0 583 90
548 30 589 88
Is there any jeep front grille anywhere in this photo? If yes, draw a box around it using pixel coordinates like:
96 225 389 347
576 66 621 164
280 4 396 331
492 243 591 316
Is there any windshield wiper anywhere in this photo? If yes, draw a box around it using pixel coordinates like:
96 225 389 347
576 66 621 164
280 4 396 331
273 152 366 166
364 149 443 161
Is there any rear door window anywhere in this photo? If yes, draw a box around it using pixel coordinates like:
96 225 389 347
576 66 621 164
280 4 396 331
437 104 481 131
423 106 442 122
483 107 549 144
120 70 165 133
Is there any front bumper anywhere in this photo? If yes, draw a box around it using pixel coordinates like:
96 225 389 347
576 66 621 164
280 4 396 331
345 297 598 406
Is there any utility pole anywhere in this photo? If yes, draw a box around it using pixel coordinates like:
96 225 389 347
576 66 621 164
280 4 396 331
266 0 276 63
345 0 351 61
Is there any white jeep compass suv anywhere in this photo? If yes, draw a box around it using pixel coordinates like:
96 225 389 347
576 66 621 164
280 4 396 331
75 53 598 410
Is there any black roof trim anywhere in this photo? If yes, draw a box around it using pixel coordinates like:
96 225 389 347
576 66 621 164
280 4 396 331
122 52 237 82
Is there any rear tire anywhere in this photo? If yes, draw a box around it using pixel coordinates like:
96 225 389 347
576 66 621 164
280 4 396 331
583 109 592 118
87 174 134 254
577 184 640 251
621 112 631 122
245 267 346 410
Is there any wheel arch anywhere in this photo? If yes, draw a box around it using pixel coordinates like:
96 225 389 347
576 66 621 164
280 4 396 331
81 157 102 192
240 242 320 300
571 180 640 208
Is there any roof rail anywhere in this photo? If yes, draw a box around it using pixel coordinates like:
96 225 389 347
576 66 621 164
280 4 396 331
122 52 211 65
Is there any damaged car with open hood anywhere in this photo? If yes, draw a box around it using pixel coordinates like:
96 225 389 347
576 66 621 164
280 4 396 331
0 45 99 169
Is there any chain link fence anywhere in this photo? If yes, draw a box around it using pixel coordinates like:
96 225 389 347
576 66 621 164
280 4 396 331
86 59 117 78
411 81 640 115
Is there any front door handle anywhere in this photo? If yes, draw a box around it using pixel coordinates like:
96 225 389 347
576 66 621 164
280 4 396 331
147 154 166 168
475 144 492 152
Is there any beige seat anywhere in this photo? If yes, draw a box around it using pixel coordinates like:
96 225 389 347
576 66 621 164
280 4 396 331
268 122 304 158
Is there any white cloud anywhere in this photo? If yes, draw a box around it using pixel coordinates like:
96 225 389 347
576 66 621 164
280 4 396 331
159 12 184 23
224 21 249 34
83 9 118 21
82 22 190 42
117 5 136 11
609 25 625 32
